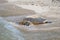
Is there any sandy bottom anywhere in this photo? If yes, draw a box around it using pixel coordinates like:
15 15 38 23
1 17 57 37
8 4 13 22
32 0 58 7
2 4 60 31
0 3 60 40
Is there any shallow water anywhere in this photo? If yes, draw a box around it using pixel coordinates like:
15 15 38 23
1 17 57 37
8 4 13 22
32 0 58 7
2 15 60 40
0 0 60 40
0 18 24 40
0 17 60 40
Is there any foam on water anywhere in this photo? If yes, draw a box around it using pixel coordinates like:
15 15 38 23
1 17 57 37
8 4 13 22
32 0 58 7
0 17 24 40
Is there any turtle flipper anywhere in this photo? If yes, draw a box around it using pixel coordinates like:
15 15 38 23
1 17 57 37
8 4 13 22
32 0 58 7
23 22 30 26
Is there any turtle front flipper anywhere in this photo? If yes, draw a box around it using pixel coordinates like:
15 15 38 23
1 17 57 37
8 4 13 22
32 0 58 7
23 21 30 26
19 21 30 26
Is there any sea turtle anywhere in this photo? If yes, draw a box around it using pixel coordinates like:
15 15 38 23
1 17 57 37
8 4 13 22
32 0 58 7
19 17 51 26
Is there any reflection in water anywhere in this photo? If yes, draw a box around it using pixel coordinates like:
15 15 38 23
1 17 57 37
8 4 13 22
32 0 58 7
0 17 24 40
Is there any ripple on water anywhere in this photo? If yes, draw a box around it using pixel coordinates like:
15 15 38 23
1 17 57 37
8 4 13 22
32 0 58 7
0 17 24 40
